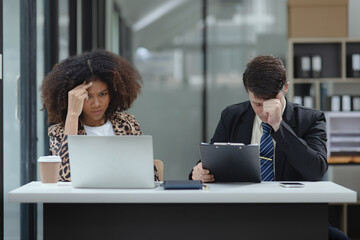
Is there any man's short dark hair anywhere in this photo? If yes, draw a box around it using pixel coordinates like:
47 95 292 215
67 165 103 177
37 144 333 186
242 55 286 100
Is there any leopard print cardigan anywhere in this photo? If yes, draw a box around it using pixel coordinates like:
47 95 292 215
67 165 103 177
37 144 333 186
48 111 159 182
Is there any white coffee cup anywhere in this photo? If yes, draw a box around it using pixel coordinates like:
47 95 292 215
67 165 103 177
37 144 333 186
38 156 61 184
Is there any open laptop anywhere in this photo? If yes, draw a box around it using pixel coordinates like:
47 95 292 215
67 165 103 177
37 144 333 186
199 143 261 183
68 135 155 188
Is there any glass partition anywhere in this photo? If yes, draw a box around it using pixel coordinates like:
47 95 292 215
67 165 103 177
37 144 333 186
111 0 288 180
112 1 203 180
206 0 288 139
3 0 21 238
36 0 45 238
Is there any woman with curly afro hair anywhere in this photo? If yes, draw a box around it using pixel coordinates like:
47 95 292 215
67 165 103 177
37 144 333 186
41 49 159 182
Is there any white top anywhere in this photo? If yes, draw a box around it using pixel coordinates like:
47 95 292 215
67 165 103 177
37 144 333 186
8 181 357 204
84 120 115 136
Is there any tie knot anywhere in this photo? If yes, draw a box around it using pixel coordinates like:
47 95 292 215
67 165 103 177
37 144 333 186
261 123 272 133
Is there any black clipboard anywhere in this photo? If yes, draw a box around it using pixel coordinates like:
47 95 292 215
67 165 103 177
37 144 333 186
199 143 261 183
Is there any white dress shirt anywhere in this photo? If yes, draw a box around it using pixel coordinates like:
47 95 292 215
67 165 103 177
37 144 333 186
250 98 287 177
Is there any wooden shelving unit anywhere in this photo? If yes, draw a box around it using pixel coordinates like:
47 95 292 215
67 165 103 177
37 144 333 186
288 38 360 161
328 156 360 164
287 38 360 110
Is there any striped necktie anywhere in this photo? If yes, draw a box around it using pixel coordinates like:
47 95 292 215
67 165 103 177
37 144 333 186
260 123 274 181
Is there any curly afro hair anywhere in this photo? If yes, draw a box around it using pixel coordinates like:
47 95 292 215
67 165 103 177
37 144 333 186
41 49 142 124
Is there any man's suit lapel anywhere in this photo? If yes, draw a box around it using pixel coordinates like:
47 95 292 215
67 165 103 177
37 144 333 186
275 101 297 180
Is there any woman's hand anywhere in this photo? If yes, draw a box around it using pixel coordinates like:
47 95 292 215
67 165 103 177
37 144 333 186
192 162 215 183
64 82 92 135
67 82 93 117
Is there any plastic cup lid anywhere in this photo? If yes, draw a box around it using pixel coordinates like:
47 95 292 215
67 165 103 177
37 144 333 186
38 155 61 162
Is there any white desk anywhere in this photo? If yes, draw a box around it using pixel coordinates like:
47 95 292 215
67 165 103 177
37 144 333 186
9 181 357 240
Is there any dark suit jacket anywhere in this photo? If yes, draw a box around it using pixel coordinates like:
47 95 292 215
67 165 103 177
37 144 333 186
191 100 328 181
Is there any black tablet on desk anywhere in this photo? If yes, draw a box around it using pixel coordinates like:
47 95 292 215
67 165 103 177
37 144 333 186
163 180 203 190
199 143 261 183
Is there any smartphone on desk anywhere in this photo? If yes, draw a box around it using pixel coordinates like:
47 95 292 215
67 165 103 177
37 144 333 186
280 182 304 188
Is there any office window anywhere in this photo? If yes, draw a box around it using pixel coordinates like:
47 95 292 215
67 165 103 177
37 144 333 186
113 1 203 179
108 0 288 179
206 0 288 139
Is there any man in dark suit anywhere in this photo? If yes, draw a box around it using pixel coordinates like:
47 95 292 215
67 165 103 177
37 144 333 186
190 55 327 182
190 55 348 240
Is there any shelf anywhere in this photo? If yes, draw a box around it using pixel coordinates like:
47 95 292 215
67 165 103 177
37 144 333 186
331 137 360 142
330 130 360 134
330 147 360 152
289 38 344 44
328 156 360 164
292 43 341 78
293 78 360 83
346 42 360 78
326 111 360 117
293 78 342 83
